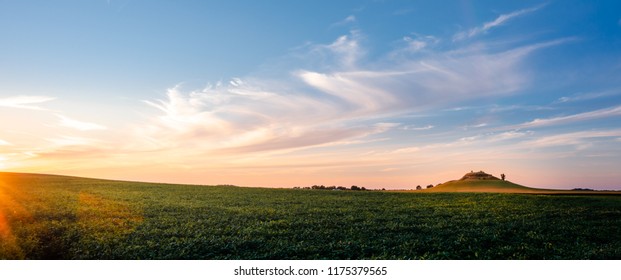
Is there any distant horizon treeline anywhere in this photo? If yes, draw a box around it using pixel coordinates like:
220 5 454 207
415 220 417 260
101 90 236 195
294 185 371 191
293 184 439 191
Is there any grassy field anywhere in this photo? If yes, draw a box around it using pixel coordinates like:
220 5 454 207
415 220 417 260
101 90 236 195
1 172 621 259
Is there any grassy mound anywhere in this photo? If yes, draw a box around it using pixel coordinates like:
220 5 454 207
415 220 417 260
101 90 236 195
427 179 546 193
425 171 558 193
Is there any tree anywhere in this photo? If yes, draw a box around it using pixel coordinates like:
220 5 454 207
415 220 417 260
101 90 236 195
426 184 434 189
501 173 506 181
351 185 360 191
416 185 422 190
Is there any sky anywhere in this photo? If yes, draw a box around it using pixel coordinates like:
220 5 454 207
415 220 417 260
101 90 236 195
1 0 621 189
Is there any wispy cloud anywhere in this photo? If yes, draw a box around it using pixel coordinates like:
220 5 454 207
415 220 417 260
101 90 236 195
300 37 567 112
489 130 532 142
56 114 107 131
0 139 12 146
463 123 488 130
523 129 621 149
453 4 546 41
403 37 427 52
0 95 55 110
138 31 568 157
400 35 439 52
401 125 434 131
555 89 621 103
329 15 358 34
318 30 364 68
141 79 394 155
332 15 356 26
514 105 621 129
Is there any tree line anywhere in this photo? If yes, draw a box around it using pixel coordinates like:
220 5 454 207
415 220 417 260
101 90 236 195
293 184 444 191
294 185 368 191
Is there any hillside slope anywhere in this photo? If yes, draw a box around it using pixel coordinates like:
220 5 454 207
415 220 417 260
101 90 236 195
426 179 547 193
425 171 558 193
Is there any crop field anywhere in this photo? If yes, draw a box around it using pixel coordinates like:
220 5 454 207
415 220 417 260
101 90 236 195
1 172 620 260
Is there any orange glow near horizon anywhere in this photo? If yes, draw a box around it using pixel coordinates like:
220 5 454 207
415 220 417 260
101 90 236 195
0 174 28 258
2 134 621 190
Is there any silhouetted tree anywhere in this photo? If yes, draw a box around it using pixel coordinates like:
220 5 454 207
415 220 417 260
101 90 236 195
416 185 422 190
501 173 506 181
426 184 434 189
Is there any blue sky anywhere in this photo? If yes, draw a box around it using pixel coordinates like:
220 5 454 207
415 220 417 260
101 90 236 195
1 0 621 189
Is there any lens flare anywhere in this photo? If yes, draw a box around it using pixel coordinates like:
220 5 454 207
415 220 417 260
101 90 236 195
0 174 28 258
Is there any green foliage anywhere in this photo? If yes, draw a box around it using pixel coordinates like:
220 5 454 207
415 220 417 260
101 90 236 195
1 173 621 259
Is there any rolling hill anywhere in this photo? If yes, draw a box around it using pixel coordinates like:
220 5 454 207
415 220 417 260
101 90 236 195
426 178 546 193
424 171 601 194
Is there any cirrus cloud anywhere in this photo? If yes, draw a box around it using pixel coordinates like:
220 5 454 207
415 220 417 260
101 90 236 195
56 114 107 131
0 95 55 110
453 4 547 41
139 30 569 157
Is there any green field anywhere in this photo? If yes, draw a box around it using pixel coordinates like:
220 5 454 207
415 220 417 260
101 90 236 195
1 172 621 259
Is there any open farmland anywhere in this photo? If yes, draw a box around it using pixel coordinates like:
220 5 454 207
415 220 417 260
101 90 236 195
1 172 620 259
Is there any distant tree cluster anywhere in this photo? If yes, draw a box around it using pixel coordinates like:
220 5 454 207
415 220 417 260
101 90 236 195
410 184 438 190
294 185 367 191
572 188 594 191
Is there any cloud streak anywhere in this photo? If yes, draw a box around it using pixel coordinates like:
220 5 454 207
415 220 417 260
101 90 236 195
520 129 621 152
401 125 434 131
331 15 356 27
56 114 107 131
555 89 621 103
514 105 621 129
0 95 55 110
453 4 546 41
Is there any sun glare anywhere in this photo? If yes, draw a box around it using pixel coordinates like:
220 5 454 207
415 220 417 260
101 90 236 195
0 174 28 258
